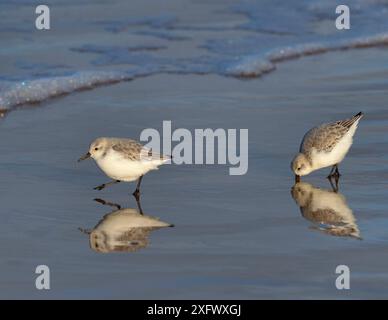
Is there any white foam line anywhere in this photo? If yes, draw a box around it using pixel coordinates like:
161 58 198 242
225 32 388 77
0 71 133 112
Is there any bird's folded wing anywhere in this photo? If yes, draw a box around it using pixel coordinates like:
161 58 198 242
112 140 143 161
112 140 171 161
301 113 363 154
300 123 348 153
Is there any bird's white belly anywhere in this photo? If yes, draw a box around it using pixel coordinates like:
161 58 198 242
96 154 159 182
312 128 355 170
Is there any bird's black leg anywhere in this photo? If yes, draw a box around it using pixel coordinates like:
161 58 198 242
328 175 340 193
134 194 144 215
334 173 340 191
327 165 336 179
93 198 121 210
94 180 120 191
334 164 341 178
327 164 341 180
327 164 341 192
132 175 144 200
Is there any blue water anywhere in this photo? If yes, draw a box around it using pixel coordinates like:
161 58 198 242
1 0 388 110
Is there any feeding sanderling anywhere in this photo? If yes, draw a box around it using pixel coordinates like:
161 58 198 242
78 137 171 198
291 112 364 182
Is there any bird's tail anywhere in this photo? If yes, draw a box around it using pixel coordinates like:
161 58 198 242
353 111 364 120
140 147 172 163
339 112 364 129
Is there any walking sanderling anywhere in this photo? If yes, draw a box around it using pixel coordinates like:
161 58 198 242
291 112 363 182
78 137 171 198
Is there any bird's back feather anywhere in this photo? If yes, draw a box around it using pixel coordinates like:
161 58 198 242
110 138 171 162
300 112 363 155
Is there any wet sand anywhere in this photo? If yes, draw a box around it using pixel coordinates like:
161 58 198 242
1 47 388 299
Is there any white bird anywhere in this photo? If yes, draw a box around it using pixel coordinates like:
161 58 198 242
80 199 173 253
291 182 360 239
291 112 363 182
78 137 171 197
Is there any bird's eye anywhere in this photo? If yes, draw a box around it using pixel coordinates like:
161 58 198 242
297 167 301 171
94 147 99 151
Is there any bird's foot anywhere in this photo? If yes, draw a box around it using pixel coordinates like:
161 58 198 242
327 173 341 180
94 184 106 191
335 171 342 178
327 172 341 180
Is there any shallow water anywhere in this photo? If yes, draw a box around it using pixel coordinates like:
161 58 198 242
1 0 388 299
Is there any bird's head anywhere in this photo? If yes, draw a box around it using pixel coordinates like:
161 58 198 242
291 153 313 177
78 138 109 162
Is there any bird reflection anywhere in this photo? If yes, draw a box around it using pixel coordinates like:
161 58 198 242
291 182 361 239
80 197 174 253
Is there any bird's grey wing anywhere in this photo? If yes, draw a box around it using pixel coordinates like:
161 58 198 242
112 140 171 161
300 123 348 153
112 140 143 161
300 113 363 154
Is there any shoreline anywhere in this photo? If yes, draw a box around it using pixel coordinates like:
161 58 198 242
2 32 388 115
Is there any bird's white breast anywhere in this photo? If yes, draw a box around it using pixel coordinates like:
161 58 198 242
95 149 165 182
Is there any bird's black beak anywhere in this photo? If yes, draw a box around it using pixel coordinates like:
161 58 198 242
78 152 91 162
295 175 301 183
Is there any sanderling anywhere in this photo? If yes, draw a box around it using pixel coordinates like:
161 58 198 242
78 137 171 198
291 112 364 182
291 182 360 239
80 198 173 253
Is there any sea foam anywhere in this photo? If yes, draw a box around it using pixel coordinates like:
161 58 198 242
223 33 388 78
0 71 132 111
